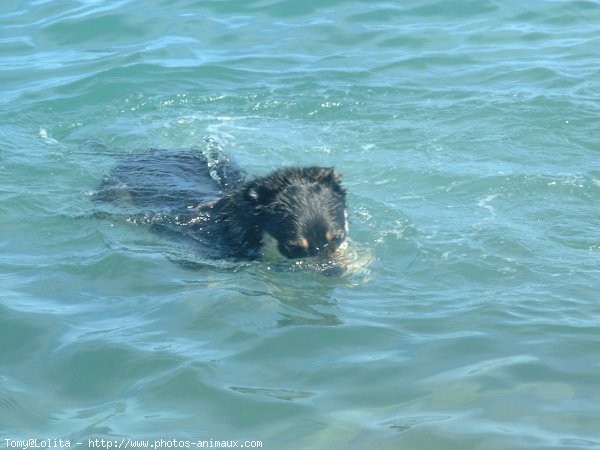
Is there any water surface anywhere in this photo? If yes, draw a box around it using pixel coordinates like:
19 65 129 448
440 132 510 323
1 1 600 448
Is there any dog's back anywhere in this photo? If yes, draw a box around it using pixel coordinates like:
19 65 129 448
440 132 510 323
94 147 244 212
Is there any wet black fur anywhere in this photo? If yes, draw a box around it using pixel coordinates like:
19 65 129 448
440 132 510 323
202 166 347 259
95 150 348 269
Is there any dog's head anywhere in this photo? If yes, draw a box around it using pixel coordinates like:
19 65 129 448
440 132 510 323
245 167 348 267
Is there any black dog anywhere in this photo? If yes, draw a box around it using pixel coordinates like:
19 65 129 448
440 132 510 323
95 147 349 275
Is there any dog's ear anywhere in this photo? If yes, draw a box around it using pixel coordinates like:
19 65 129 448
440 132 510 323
323 167 343 185
325 168 346 198
244 183 277 206
305 167 343 185
247 188 258 201
244 169 295 203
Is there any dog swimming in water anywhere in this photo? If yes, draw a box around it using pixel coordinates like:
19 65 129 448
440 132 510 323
94 142 350 276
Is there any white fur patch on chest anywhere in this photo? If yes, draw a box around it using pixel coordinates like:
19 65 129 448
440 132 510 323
259 231 287 260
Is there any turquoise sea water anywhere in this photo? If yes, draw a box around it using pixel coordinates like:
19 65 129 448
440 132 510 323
1 0 600 448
